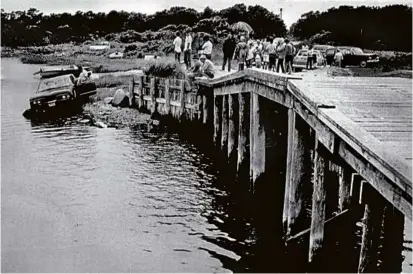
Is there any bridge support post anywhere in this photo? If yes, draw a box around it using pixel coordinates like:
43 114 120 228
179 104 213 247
179 80 185 118
283 109 307 237
380 204 404 273
213 96 222 149
129 77 135 107
138 75 144 110
202 93 210 124
358 183 385 273
338 165 352 211
150 77 156 114
228 94 238 171
237 93 250 180
221 95 229 157
309 140 328 267
164 79 171 115
250 92 265 192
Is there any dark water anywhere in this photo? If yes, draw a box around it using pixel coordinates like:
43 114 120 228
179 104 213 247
1 58 411 273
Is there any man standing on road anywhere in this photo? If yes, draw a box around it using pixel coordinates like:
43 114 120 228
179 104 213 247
261 38 270 70
306 45 314 70
183 31 193 69
276 39 286 73
285 39 294 74
267 37 277 71
173 32 182 63
201 36 213 60
334 50 344 67
233 36 248 71
222 32 236 72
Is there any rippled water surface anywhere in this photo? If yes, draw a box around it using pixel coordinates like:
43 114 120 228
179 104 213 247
1 58 411 273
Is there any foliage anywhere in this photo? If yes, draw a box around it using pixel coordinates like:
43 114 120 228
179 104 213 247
143 59 186 78
1 4 287 47
290 5 412 51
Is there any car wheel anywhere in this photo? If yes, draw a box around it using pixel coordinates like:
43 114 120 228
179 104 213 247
360 60 367 68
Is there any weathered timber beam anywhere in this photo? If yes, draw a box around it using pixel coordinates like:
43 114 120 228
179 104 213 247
358 183 385 273
213 95 223 149
228 94 237 162
294 100 335 153
309 140 328 264
338 141 412 220
237 92 249 176
287 209 350 242
250 92 265 190
318 108 411 202
284 109 308 237
164 79 171 115
221 95 229 156
245 81 293 108
214 83 247 96
170 101 181 107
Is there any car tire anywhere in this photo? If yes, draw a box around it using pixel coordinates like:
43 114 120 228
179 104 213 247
360 60 367 68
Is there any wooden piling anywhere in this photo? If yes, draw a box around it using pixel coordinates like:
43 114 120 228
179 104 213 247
284 109 307 236
213 96 222 149
338 165 352 211
150 77 156 113
250 92 265 189
221 95 229 156
308 140 328 265
129 77 135 107
237 93 249 176
164 79 171 115
380 204 405 273
358 183 385 273
138 75 144 109
228 94 237 162
179 80 185 117
202 94 208 124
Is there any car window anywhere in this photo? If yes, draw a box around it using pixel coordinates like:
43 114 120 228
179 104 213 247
351 48 364 54
37 76 74 92
326 49 335 55
298 50 308 56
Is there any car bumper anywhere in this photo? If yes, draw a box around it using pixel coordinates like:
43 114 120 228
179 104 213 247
30 98 71 109
367 59 380 63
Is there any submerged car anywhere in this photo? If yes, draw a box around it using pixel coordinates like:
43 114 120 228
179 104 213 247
293 49 325 72
29 74 96 111
326 46 379 67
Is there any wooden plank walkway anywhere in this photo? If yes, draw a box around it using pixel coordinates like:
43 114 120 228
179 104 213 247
288 75 412 218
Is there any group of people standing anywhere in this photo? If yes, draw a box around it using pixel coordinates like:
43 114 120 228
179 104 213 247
222 33 299 74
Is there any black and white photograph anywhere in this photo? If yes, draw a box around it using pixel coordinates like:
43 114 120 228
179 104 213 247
1 0 412 272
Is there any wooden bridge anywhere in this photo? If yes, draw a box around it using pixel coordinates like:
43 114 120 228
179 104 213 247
129 68 412 272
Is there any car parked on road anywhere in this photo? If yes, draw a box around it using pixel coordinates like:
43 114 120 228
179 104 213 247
293 49 325 72
326 46 379 67
30 74 96 112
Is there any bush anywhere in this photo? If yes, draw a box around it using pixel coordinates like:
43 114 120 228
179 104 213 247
125 44 138 52
20 54 48 64
143 59 185 78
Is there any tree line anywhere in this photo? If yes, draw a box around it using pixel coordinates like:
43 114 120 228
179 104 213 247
1 4 287 47
290 5 412 52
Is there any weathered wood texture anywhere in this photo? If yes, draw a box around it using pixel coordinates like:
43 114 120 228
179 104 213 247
284 109 308 236
214 96 223 149
221 95 229 156
309 140 328 264
289 77 412 219
228 94 237 160
358 183 385 273
250 92 265 188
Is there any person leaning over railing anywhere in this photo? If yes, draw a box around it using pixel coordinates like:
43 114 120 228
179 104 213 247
187 54 215 79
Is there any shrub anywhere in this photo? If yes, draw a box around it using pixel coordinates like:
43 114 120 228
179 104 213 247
143 59 185 78
125 44 138 52
20 54 48 64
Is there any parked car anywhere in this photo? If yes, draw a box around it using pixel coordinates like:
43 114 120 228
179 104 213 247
29 74 96 112
293 49 325 72
326 46 379 67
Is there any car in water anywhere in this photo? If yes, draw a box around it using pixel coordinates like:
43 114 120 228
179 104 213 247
293 49 325 72
326 46 379 67
29 74 97 112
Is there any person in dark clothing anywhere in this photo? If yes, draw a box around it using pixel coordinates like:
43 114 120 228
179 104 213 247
222 32 237 72
306 45 314 70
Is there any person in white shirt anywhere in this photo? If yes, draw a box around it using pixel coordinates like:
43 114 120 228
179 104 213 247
334 50 344 67
183 31 193 69
173 32 182 63
201 36 213 60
